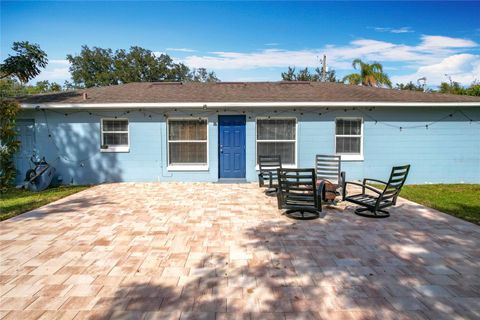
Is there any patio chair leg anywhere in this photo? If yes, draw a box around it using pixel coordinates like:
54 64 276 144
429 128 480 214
265 188 277 196
285 209 320 220
354 207 390 218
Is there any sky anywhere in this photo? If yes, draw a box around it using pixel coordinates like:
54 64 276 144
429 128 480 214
1 1 480 88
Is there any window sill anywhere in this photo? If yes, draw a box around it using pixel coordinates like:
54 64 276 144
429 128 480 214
100 147 130 153
338 154 364 161
167 165 209 171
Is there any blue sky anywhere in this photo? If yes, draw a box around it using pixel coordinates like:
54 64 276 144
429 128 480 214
1 1 479 87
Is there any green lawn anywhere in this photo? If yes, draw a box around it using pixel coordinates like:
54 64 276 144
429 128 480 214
0 186 90 221
370 184 480 225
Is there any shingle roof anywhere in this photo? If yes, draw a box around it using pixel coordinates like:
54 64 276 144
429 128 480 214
16 81 480 104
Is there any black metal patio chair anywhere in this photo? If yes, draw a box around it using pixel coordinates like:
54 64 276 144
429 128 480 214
342 165 410 218
315 154 346 204
258 155 282 195
276 168 322 220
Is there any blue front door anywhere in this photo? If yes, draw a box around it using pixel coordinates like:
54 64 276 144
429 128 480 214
219 115 246 178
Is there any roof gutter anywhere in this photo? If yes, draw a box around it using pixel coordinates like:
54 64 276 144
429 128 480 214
20 101 480 109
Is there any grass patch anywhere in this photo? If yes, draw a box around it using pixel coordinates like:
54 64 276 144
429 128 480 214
370 184 480 225
0 185 90 221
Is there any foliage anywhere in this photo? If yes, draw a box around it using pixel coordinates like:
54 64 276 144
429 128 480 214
67 45 219 88
342 59 392 88
67 46 116 87
395 81 426 92
0 99 21 192
399 184 480 225
281 66 339 82
188 68 220 82
438 81 480 96
0 41 48 83
0 185 90 221
0 78 63 98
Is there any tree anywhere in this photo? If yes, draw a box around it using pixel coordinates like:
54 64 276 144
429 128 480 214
0 100 21 192
67 46 116 88
281 66 338 82
439 81 466 95
342 59 392 88
0 78 63 98
438 81 480 96
188 68 220 82
67 45 219 87
0 41 48 83
395 81 425 92
465 82 480 96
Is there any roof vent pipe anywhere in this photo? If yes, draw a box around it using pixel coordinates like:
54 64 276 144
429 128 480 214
83 92 88 100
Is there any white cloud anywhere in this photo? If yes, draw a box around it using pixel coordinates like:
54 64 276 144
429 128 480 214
264 43 279 46
30 59 70 83
152 51 166 57
391 54 480 86
165 48 196 52
374 26 414 33
27 35 479 86
177 35 479 85
418 35 477 49
49 59 69 65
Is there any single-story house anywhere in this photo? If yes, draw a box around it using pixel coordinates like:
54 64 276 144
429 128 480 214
15 81 480 185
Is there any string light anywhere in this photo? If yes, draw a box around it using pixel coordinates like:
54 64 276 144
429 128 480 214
37 105 480 144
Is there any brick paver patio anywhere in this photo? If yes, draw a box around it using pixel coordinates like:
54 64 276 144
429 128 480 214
1 182 479 320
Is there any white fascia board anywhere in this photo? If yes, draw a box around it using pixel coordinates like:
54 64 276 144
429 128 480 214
21 101 480 109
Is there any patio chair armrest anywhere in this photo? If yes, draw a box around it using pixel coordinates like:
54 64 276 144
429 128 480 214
363 178 388 186
344 181 382 195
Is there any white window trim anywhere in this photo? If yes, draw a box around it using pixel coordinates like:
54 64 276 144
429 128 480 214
255 117 298 170
167 117 209 171
100 118 130 153
335 117 364 161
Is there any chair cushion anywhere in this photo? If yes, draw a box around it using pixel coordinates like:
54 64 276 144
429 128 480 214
316 180 338 201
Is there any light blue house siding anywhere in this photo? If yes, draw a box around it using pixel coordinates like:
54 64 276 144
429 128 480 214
16 107 480 185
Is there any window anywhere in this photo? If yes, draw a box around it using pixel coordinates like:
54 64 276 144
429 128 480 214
256 118 296 165
168 118 208 169
101 118 129 152
335 118 363 160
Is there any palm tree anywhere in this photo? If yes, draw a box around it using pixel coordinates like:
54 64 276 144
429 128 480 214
342 59 392 88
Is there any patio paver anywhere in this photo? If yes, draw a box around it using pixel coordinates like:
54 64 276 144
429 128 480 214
1 182 479 320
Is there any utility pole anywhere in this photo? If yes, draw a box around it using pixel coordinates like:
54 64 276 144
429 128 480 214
322 54 327 82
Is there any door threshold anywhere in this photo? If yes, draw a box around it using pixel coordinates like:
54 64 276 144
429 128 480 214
216 178 248 184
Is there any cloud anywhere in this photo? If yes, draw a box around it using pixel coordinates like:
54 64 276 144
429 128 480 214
165 48 196 52
49 59 70 65
177 34 479 85
391 54 480 86
417 35 477 49
27 35 479 86
264 43 279 46
31 59 70 83
374 26 414 33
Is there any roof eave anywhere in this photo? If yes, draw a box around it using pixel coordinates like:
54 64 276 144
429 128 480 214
20 101 480 109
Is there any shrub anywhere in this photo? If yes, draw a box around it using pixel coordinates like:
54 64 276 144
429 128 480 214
0 99 21 192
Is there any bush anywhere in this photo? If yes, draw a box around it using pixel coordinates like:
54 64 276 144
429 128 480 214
0 99 21 192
